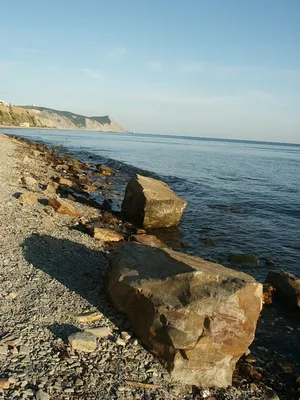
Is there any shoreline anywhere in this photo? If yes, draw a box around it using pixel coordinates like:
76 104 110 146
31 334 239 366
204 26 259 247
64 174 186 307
0 132 299 399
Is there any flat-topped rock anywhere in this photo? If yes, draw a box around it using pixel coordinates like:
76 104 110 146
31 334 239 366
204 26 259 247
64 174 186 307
122 174 187 228
106 243 263 387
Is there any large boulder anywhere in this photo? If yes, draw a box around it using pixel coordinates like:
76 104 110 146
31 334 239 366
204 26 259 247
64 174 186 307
121 174 187 229
266 270 300 309
105 243 263 387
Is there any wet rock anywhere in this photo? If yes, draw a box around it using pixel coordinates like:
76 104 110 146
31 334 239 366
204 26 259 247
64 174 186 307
228 253 259 267
265 259 276 266
122 174 187 229
59 177 73 187
93 227 124 242
96 164 113 176
55 164 69 172
263 283 276 304
266 270 300 309
68 332 97 353
106 242 263 387
20 192 38 205
48 198 80 217
129 234 168 249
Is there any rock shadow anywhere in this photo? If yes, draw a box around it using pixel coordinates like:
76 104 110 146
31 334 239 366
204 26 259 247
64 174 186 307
21 234 126 328
48 323 81 341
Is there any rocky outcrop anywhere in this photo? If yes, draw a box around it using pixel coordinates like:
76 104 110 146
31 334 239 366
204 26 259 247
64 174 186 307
106 243 263 387
266 270 300 309
0 104 127 132
122 174 187 229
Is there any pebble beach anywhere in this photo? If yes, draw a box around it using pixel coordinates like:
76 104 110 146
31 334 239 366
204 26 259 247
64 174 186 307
0 132 299 400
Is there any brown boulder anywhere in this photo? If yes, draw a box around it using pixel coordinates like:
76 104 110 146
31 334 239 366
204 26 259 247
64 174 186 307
48 198 80 217
266 270 300 309
106 243 262 387
122 174 187 228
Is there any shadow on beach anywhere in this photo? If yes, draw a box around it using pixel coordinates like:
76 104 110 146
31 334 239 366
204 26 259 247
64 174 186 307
21 234 300 384
21 234 127 331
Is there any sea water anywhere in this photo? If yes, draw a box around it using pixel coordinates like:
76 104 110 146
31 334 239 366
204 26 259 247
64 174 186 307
3 128 300 282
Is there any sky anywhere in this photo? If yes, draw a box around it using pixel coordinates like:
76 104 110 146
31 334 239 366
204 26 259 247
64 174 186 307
1 0 300 143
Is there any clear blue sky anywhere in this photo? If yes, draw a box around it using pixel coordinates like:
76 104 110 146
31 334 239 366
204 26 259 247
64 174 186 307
1 0 300 142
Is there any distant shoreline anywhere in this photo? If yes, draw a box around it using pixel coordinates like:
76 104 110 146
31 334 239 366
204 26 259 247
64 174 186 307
0 125 130 133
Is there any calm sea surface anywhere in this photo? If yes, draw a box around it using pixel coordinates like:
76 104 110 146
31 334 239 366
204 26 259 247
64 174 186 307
3 128 300 282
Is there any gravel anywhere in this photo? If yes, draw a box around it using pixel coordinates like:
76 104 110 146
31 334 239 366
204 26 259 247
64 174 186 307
0 133 294 399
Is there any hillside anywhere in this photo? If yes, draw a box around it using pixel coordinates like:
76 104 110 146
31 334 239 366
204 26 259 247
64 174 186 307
0 104 127 132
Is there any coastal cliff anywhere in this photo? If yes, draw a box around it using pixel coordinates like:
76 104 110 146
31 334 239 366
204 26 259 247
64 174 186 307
0 103 126 132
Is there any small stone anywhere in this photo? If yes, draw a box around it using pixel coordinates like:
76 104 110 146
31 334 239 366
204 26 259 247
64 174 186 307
55 164 69 171
64 388 74 393
68 332 97 353
67 311 103 323
250 383 258 391
21 176 37 187
116 338 126 346
45 182 59 194
0 346 8 356
93 227 124 242
7 292 18 299
86 327 112 339
75 378 83 386
18 345 30 355
42 217 55 229
59 177 73 187
265 259 276 266
48 198 80 217
23 155 33 164
121 331 131 341
35 389 50 400
12 347 18 355
0 379 10 389
20 192 38 205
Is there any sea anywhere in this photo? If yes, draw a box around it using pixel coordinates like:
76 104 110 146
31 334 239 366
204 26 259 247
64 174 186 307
2 128 300 283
